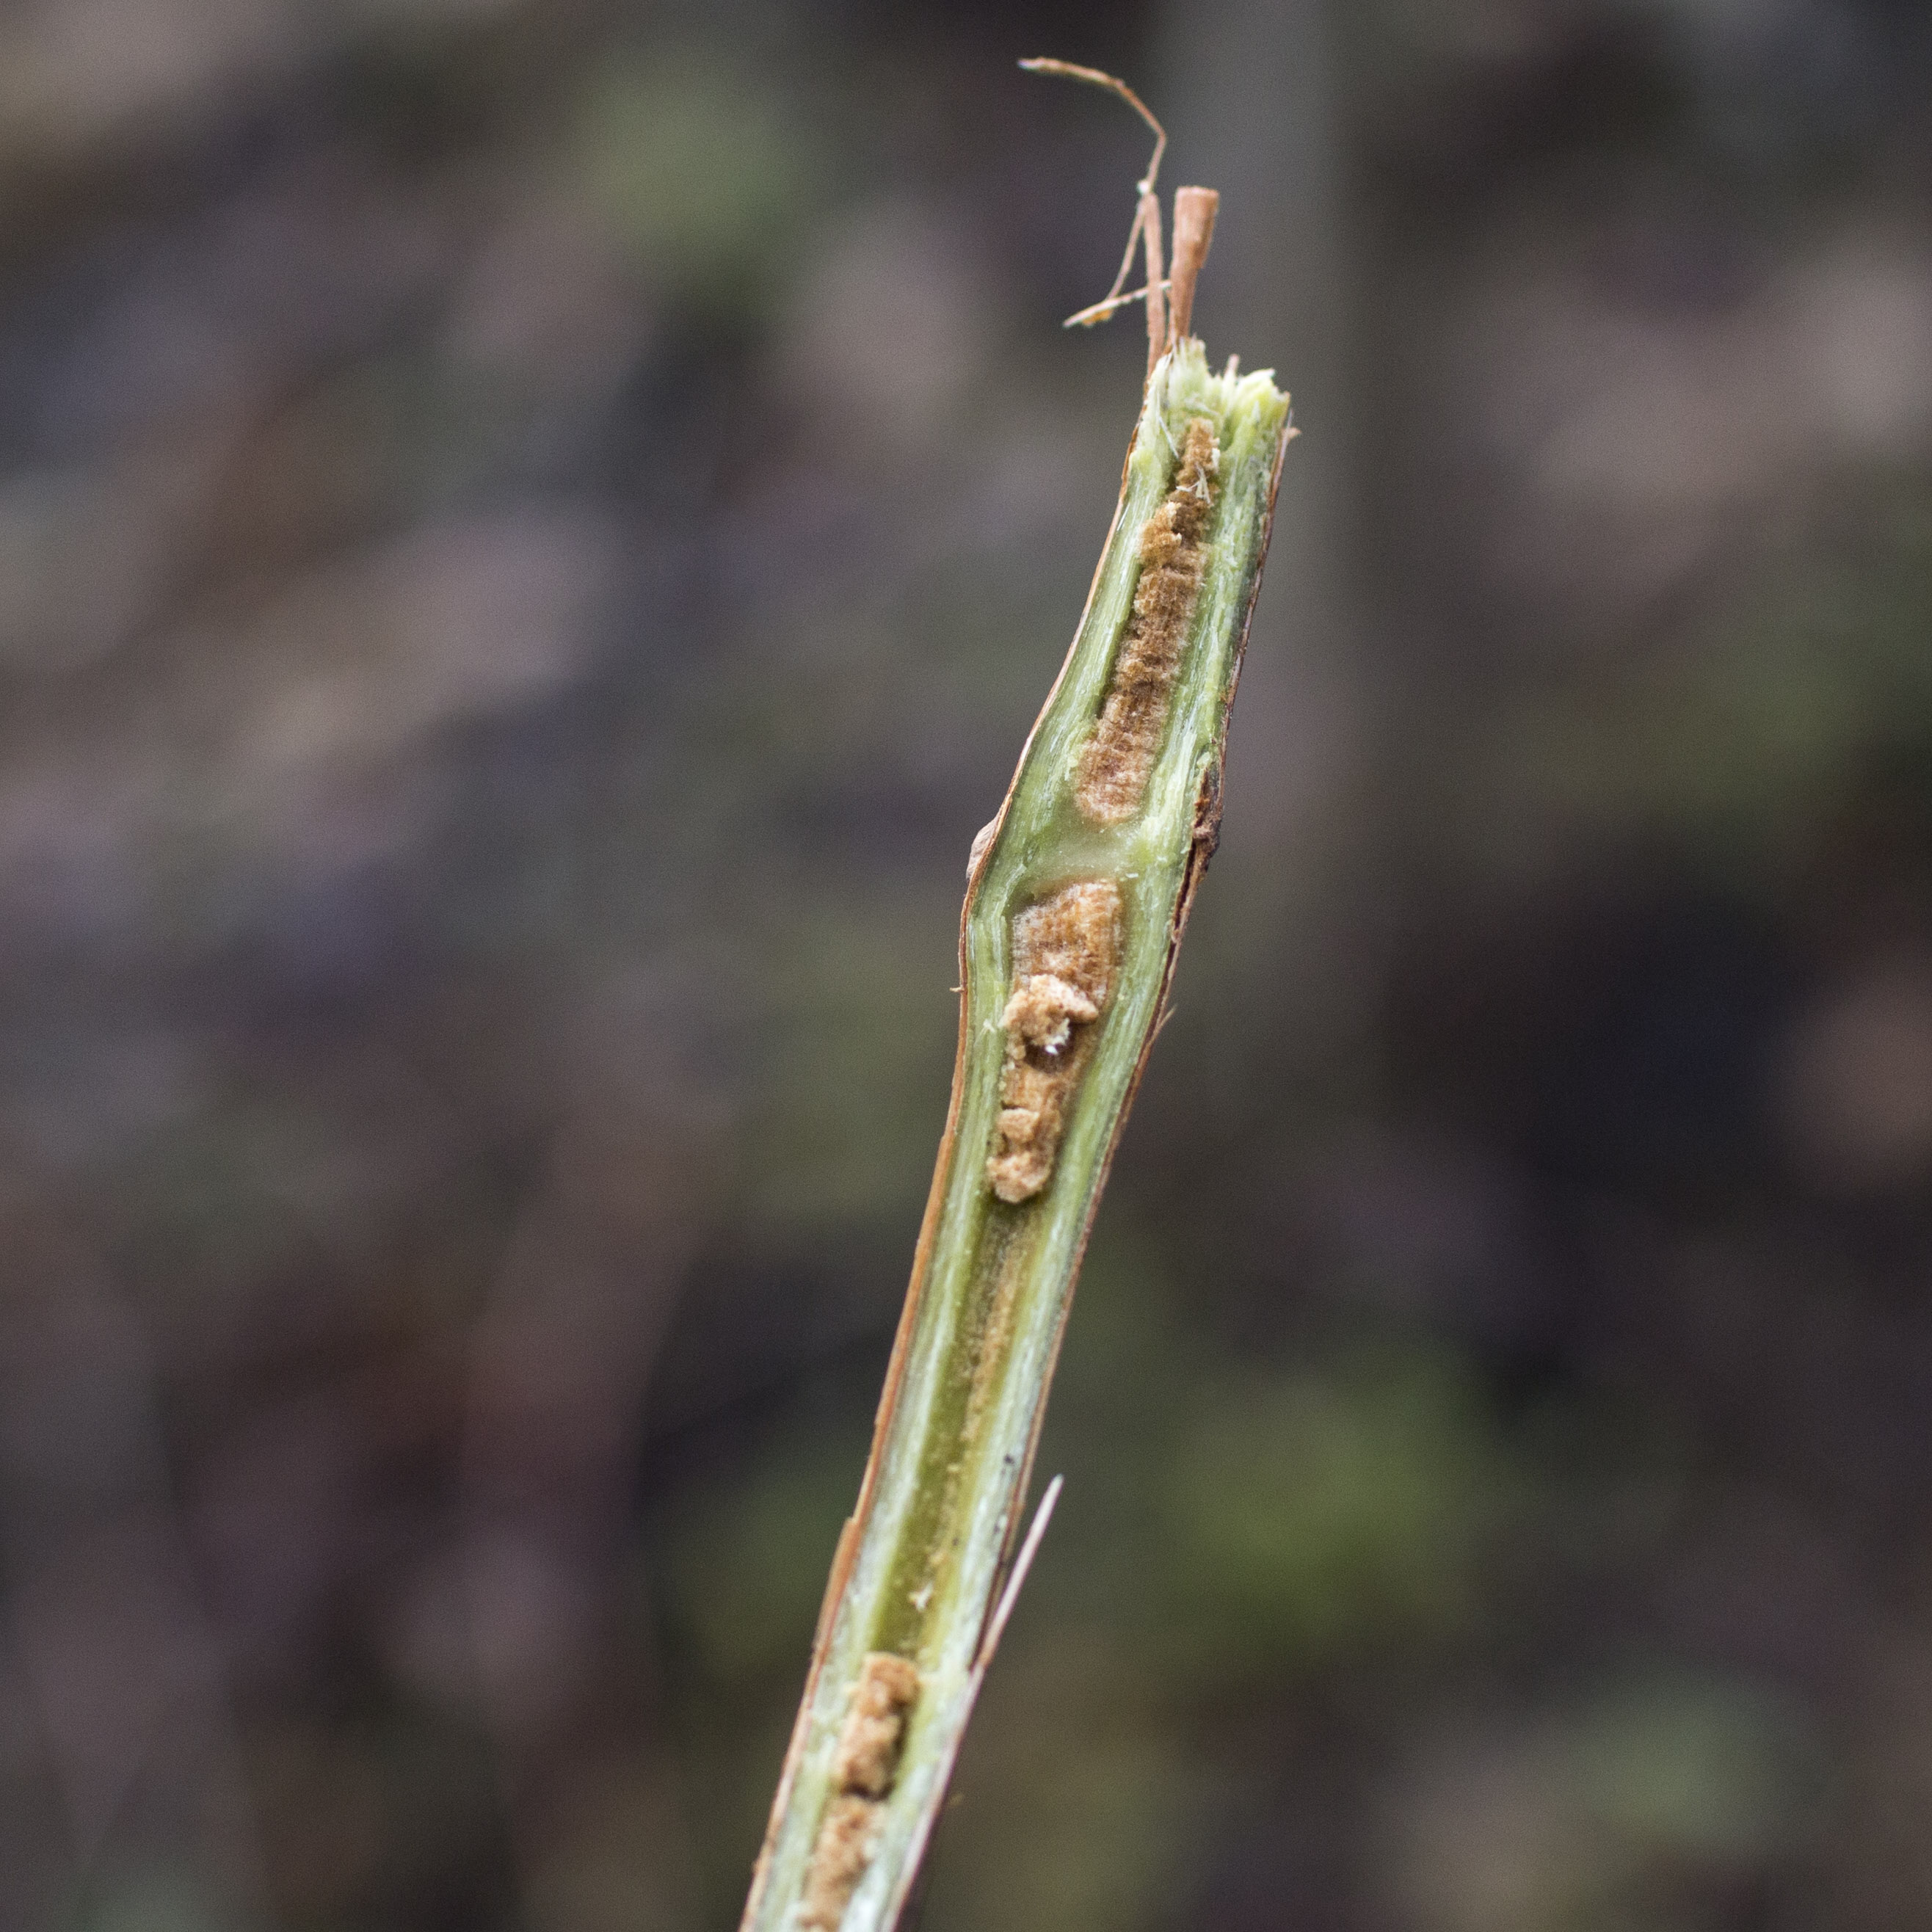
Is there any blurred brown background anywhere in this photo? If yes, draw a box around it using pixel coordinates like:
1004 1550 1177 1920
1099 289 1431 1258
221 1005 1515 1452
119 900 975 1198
4 1 1932 1927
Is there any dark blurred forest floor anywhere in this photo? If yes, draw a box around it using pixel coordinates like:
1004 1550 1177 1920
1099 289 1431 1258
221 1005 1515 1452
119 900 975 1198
3 1 1932 1928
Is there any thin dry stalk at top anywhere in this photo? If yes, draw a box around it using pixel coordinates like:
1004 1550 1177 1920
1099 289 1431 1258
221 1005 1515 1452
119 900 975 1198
1167 185 1219 344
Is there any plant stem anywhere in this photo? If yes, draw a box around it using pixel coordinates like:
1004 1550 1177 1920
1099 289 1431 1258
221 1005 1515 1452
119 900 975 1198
739 336 1293 1932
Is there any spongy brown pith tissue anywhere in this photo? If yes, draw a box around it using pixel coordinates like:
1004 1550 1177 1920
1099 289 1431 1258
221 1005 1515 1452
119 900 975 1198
987 881 1122 1204
799 1652 921 1932
1075 414 1219 824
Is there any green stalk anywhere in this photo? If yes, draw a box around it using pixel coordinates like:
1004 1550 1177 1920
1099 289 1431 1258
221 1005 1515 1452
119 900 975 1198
740 337 1293 1932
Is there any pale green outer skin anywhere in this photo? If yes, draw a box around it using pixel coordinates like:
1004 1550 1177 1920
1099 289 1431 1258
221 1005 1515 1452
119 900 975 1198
741 341 1292 1932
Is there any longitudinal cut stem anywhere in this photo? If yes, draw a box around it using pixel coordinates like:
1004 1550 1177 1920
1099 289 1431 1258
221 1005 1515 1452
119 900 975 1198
740 336 1292 1932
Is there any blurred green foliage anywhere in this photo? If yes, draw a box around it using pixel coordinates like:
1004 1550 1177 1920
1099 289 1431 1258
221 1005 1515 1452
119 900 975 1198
1166 1349 1514 1671
569 53 826 313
